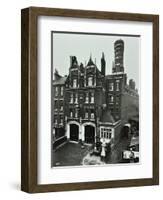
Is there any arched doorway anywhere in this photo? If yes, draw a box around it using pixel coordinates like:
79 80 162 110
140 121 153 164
121 125 130 139
85 125 95 144
70 124 79 141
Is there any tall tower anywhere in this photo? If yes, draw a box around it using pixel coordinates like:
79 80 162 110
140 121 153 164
101 52 106 76
112 39 124 73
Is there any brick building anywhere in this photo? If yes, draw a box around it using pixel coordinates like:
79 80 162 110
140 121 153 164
52 39 139 149
52 70 67 147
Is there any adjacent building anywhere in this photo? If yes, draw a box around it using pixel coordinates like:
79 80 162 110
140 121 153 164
52 70 67 148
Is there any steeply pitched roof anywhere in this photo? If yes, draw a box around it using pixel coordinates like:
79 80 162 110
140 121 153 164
53 76 67 86
100 109 115 123
87 55 94 66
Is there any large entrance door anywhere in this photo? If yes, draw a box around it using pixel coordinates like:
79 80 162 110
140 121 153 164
70 124 79 141
85 125 95 144
121 126 129 139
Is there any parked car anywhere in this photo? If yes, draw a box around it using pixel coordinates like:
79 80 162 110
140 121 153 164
122 136 139 163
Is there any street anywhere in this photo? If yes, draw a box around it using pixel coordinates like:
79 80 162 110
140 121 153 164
52 136 132 167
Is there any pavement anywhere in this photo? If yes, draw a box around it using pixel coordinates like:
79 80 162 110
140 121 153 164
52 142 92 167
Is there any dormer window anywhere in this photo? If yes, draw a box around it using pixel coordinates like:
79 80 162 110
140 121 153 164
88 77 93 86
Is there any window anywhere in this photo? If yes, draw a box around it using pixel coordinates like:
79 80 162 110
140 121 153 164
91 112 95 119
54 100 57 110
75 93 78 103
54 118 57 124
73 79 77 88
60 118 63 125
88 77 93 86
116 80 120 91
109 82 114 91
90 109 94 119
101 131 104 138
101 128 104 138
75 109 78 118
116 95 119 104
70 111 73 118
60 86 63 96
85 112 88 119
115 115 119 119
109 95 114 102
70 93 73 103
90 92 94 103
101 128 112 139
85 93 89 103
110 109 114 114
55 86 58 96
60 106 63 111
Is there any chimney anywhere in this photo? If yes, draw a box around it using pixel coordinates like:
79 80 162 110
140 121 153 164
70 56 78 67
101 52 106 76
129 79 136 90
70 56 73 67
114 39 124 73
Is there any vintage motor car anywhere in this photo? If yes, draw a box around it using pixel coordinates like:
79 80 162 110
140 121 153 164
122 136 139 162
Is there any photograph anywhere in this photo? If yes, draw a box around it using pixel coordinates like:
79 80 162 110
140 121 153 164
21 7 159 193
51 32 140 167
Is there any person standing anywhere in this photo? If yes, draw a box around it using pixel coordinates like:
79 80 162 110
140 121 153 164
101 141 106 162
